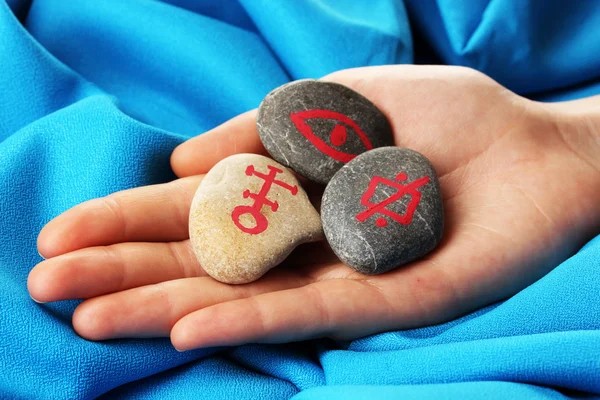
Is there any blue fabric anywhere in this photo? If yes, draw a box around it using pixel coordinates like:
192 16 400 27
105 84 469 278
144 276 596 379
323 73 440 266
1 0 599 398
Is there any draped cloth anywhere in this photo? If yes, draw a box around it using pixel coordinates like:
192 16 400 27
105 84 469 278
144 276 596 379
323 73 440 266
1 1 599 398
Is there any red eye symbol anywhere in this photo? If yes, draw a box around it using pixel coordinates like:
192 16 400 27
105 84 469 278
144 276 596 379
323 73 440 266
290 110 373 163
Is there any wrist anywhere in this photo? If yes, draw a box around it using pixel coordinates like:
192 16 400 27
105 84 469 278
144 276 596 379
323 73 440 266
547 95 600 172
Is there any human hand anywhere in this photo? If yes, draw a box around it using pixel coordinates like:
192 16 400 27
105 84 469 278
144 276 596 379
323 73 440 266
28 65 600 350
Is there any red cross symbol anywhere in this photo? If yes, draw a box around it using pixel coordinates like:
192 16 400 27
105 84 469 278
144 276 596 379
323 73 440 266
231 164 298 235
355 172 430 227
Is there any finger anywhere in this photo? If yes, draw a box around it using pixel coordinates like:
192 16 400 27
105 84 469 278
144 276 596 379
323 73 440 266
171 110 266 178
71 271 310 341
28 241 204 303
37 175 203 258
170 277 437 351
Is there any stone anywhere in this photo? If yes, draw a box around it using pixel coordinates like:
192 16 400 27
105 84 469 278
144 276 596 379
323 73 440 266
189 154 323 284
257 79 394 185
321 147 444 275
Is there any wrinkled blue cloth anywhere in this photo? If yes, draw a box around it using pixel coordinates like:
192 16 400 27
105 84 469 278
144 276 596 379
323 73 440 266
1 1 599 398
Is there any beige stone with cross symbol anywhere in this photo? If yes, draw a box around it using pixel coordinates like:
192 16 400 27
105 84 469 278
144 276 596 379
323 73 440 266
189 154 323 284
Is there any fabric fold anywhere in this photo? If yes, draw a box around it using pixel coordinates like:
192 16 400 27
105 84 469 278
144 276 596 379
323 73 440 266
1 1 599 398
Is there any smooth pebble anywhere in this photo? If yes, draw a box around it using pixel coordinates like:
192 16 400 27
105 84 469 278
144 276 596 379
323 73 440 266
189 154 323 284
257 79 394 184
321 147 444 274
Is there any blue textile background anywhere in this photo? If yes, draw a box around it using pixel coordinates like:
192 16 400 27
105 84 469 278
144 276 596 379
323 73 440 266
1 0 599 398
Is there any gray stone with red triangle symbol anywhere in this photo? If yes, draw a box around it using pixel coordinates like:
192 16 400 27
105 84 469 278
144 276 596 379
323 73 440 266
321 147 444 275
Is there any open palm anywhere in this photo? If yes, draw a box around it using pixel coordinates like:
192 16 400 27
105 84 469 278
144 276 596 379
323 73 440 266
28 66 600 350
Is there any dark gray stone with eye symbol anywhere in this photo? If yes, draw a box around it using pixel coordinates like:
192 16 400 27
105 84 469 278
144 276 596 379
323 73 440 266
256 80 394 185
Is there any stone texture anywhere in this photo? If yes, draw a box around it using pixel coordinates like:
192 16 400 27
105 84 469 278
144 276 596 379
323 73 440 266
189 154 323 284
257 79 394 185
321 147 444 275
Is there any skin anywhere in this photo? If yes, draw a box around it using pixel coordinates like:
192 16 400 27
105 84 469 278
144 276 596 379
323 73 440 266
27 65 600 351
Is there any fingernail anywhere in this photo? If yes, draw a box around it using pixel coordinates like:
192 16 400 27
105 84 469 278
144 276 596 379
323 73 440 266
30 293 46 304
37 249 46 260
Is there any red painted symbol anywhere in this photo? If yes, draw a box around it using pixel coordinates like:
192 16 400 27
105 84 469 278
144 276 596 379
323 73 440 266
231 165 298 234
290 110 373 163
356 172 430 227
